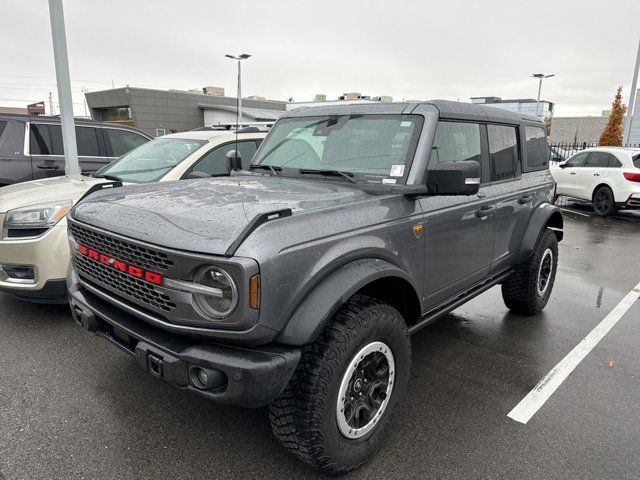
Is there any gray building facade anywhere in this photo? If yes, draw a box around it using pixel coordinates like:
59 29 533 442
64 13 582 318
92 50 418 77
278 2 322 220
470 96 554 120
85 87 287 136
548 116 608 143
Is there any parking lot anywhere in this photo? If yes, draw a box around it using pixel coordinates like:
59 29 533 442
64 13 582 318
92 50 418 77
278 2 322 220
0 207 639 480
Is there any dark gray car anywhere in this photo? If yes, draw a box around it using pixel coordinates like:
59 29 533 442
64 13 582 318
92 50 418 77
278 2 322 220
0 114 151 186
67 101 563 474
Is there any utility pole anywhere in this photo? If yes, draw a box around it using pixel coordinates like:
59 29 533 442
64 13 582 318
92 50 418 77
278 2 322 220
225 54 251 127
622 38 640 146
48 91 55 115
532 73 555 120
48 0 80 178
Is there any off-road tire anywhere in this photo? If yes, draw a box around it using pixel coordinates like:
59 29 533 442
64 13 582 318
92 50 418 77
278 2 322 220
268 294 411 475
592 185 618 217
501 228 558 315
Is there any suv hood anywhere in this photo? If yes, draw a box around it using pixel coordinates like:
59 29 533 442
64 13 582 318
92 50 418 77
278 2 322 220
70 175 372 256
0 175 107 213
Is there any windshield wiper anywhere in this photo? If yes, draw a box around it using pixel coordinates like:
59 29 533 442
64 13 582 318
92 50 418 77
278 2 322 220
298 169 356 184
94 173 123 182
249 164 281 176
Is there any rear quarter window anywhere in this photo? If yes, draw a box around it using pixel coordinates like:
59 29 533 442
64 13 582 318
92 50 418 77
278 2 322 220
524 126 548 171
633 154 640 169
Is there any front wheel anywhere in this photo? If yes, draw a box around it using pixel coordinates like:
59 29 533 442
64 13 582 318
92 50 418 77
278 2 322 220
269 294 411 475
593 185 617 217
501 228 558 315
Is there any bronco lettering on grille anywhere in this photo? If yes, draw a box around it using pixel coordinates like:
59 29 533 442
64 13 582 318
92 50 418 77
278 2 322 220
76 244 164 286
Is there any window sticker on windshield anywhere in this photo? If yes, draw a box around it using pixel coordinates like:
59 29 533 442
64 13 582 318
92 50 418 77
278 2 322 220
390 164 405 177
400 121 412 127
382 178 397 184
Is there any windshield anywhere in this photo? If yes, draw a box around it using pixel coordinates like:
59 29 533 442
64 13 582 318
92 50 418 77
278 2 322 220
253 114 423 184
96 138 206 182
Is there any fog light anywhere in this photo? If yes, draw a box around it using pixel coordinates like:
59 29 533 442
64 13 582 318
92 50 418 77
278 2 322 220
197 368 209 386
189 366 228 391
0 264 36 284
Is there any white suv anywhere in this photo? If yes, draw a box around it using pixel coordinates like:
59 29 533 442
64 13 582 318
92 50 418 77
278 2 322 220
0 129 265 303
551 147 640 216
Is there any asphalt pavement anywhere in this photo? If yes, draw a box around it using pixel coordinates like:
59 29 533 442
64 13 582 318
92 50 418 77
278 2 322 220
1 206 639 480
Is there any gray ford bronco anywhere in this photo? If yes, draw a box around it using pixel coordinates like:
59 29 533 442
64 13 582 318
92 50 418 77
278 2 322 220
67 100 563 474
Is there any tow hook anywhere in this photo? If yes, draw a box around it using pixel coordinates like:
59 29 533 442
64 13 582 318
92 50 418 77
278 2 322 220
148 354 164 378
72 304 98 332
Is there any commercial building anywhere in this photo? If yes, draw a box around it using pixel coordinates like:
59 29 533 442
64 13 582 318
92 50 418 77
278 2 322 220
470 96 554 120
287 93 393 111
85 87 287 136
548 116 608 143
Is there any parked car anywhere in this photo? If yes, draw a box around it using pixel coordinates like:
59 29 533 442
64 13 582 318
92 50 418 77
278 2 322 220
551 147 640 216
0 129 265 303
67 101 563 474
0 114 151 187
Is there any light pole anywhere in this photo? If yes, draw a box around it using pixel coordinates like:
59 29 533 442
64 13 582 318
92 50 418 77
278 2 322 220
532 73 555 120
622 38 640 146
225 53 251 127
48 0 80 178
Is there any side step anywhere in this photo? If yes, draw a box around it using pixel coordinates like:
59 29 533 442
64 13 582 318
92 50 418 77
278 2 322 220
408 270 512 335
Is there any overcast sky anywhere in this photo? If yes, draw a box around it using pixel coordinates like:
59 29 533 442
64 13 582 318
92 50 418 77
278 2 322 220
1 0 639 117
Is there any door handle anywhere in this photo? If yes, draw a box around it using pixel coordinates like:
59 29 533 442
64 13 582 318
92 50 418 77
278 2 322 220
476 205 495 218
518 195 533 204
569 172 577 175
37 164 60 170
593 173 600 177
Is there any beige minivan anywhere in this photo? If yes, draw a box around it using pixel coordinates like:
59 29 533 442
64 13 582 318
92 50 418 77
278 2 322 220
0 129 266 303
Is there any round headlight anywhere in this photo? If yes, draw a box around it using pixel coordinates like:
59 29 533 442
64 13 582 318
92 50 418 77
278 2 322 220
193 266 238 319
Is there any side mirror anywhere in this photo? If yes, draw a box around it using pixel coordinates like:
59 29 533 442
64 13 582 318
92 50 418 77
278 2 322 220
426 160 480 195
558 162 568 169
226 150 242 172
186 170 212 179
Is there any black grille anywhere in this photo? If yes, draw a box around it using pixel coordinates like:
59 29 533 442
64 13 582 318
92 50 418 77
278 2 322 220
69 222 174 271
73 255 176 312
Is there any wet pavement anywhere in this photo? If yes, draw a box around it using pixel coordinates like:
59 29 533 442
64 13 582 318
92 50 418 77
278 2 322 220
0 208 639 480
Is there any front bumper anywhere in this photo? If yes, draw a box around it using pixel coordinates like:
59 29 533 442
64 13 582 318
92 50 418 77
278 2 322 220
0 223 69 301
68 272 301 408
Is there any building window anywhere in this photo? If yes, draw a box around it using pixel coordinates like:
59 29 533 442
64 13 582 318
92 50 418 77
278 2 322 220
100 107 133 125
488 124 519 181
155 128 166 137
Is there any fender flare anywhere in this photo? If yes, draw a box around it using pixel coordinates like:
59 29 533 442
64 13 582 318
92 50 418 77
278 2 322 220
516 203 563 264
276 258 420 347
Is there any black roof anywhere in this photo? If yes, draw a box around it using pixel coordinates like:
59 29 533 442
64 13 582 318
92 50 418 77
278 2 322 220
0 113 150 135
284 99 542 126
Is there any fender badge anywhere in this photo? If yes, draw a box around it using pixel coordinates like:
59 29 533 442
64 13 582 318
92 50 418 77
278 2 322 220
412 224 424 239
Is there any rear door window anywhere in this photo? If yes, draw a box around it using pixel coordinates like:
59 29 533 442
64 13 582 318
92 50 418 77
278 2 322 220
565 151 588 167
585 152 610 168
75 127 100 156
487 124 519 181
30 124 53 154
105 128 150 157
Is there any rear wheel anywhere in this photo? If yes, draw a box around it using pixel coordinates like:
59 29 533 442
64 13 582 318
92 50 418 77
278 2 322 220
592 185 617 217
269 294 410 475
501 228 558 315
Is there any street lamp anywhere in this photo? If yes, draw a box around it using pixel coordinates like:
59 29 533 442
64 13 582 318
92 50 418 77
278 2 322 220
225 53 251 127
532 73 555 119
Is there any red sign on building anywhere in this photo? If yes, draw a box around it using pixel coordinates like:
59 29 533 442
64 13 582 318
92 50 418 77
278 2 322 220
27 102 45 115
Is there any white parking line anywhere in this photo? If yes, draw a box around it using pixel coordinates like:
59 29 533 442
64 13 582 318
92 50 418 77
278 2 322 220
508 281 640 425
558 207 591 217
